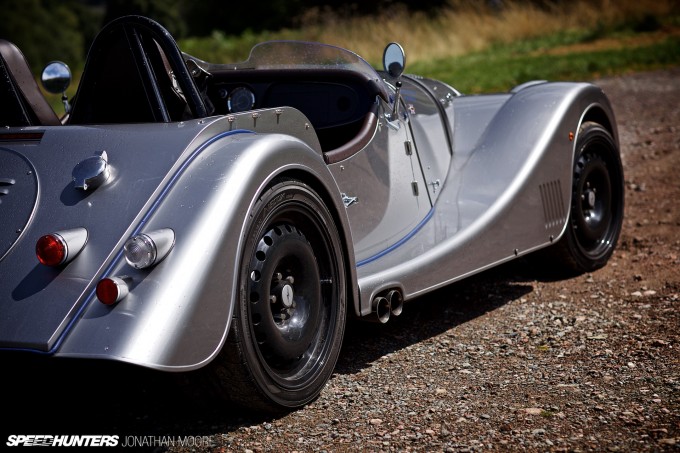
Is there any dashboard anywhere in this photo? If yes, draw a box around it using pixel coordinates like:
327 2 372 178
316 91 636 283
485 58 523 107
207 70 375 131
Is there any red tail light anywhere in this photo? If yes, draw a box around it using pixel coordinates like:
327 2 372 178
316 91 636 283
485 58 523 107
36 234 67 266
35 228 88 267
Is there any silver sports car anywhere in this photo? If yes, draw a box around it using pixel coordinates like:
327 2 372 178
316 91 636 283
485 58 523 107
0 15 623 412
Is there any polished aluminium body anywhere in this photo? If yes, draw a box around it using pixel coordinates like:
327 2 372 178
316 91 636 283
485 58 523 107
0 16 621 409
354 79 617 310
0 110 342 367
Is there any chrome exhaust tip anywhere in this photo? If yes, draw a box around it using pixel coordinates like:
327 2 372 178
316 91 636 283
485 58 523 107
387 290 403 317
373 296 391 324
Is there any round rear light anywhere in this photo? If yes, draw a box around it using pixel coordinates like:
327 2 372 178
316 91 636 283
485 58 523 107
124 229 175 269
124 234 156 269
97 277 129 305
36 234 67 266
35 228 88 267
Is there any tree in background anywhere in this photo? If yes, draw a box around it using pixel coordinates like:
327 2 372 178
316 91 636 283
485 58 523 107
104 0 186 38
0 0 102 71
181 0 449 37
180 0 306 38
0 0 564 72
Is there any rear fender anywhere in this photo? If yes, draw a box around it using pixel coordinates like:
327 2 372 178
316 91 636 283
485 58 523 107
57 131 355 371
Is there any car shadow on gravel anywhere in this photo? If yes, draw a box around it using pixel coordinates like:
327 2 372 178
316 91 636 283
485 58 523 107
336 258 536 375
0 259 541 442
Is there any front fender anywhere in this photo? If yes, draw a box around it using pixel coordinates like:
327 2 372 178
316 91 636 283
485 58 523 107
57 129 353 371
357 82 619 305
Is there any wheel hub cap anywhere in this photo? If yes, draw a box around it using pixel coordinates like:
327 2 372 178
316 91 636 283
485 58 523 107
280 284 294 308
585 188 596 209
247 224 322 366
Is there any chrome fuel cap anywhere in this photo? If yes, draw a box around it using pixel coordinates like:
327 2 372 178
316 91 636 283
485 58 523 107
73 151 110 190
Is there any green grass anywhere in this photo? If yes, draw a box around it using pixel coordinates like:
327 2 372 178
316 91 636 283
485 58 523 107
177 20 680 96
410 33 680 93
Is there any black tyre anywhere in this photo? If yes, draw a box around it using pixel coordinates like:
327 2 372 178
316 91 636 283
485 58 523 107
551 121 624 274
208 178 346 412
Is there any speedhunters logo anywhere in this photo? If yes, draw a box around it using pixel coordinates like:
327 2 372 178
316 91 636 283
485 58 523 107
6 434 211 448
6 435 119 447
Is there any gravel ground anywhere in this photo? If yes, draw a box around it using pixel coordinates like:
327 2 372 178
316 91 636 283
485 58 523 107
4 68 679 452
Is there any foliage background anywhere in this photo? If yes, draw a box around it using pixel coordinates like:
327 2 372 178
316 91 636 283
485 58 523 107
1 0 677 97
0 0 453 72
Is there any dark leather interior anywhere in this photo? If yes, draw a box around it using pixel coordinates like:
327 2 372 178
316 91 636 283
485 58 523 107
208 69 381 157
69 16 207 125
0 39 60 127
69 27 159 124
323 102 379 164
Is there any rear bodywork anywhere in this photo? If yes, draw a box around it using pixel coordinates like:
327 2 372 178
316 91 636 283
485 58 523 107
0 29 617 371
0 109 354 370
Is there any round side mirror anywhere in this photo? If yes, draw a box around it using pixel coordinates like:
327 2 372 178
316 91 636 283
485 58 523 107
382 42 406 79
41 61 71 94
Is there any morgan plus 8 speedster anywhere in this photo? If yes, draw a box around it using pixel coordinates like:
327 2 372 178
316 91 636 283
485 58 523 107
0 16 623 412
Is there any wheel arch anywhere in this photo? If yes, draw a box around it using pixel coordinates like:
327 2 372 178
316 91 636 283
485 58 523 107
557 93 621 245
56 132 357 370
551 109 624 274
579 103 618 146
573 80 620 149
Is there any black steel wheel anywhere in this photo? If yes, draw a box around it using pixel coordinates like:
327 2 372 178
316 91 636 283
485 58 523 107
552 121 624 273
208 178 346 412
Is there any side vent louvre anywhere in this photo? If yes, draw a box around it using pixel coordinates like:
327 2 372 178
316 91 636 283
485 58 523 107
0 178 16 204
539 180 566 229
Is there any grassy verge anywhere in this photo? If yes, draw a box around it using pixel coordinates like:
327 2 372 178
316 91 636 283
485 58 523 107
411 29 680 93
176 0 679 94
179 0 679 65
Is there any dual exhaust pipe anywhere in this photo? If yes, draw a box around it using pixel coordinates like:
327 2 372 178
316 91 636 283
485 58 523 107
370 289 403 324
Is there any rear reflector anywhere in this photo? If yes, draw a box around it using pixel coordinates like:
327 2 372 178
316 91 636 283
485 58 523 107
97 277 129 305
